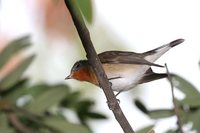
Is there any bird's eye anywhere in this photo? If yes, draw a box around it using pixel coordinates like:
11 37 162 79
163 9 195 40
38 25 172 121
72 61 86 71
76 63 80 69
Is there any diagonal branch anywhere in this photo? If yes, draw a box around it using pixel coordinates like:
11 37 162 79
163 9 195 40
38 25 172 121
64 1 135 133
165 64 183 133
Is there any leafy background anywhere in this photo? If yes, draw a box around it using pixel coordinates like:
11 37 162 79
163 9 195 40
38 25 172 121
0 36 106 133
1 0 200 133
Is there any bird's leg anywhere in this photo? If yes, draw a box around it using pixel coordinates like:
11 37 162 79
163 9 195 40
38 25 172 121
115 91 121 97
109 81 112 88
109 82 121 103
106 80 121 109
111 91 122 104
106 90 121 110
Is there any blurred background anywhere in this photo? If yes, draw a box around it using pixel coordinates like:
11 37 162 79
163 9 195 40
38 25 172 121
0 0 200 133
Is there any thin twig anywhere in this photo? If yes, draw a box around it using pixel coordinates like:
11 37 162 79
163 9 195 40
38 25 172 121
165 63 183 133
7 113 32 133
0 100 33 133
64 1 134 133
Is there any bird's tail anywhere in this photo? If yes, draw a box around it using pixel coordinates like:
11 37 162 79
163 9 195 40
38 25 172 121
138 73 167 84
143 39 184 62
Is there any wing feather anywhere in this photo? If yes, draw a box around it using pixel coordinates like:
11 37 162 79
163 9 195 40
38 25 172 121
98 51 163 67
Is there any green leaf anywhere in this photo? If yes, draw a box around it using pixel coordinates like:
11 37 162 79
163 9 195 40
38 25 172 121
61 91 81 108
76 0 93 23
3 79 28 103
171 74 200 98
0 55 35 90
26 84 69 114
76 100 94 110
134 99 149 114
25 84 52 98
188 109 200 131
148 109 174 119
0 35 31 69
165 129 177 133
136 125 154 133
0 78 28 95
44 116 91 133
181 97 200 107
0 113 14 133
178 110 189 125
86 112 107 119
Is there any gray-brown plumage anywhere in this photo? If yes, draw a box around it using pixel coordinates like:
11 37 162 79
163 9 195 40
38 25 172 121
66 39 184 95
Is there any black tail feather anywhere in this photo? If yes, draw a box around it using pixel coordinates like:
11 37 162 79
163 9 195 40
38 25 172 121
169 39 184 47
138 73 167 84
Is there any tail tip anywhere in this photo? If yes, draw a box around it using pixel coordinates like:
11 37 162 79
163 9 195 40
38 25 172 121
170 38 185 47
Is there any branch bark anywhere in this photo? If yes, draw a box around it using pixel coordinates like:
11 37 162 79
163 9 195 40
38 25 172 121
165 64 183 133
64 1 134 133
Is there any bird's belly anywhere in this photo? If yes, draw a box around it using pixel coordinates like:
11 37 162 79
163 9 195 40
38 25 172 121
109 78 137 92
103 64 150 92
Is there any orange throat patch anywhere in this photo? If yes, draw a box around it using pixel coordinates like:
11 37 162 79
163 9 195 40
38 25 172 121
72 67 98 85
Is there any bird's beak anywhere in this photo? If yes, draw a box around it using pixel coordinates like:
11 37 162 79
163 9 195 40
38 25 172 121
65 75 71 80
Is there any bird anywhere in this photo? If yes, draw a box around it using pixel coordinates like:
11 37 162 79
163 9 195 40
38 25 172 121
66 39 184 96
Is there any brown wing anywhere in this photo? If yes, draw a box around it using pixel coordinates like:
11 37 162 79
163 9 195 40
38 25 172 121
98 51 163 67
